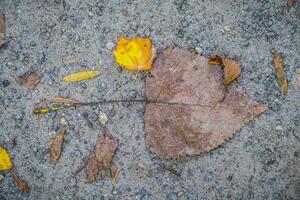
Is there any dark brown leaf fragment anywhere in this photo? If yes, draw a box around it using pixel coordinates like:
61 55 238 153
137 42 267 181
0 13 7 47
287 0 294 8
273 51 288 94
85 130 118 183
145 48 268 159
50 127 66 164
19 72 43 90
11 170 31 193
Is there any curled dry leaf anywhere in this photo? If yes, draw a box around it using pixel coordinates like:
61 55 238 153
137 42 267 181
208 55 241 85
11 170 31 193
0 13 7 47
50 127 66 164
273 51 288 94
145 48 268 159
86 130 118 183
0 146 13 171
19 72 43 90
113 37 157 71
63 70 101 82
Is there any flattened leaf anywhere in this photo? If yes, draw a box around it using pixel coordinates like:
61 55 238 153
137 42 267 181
50 97 80 104
19 72 43 90
85 130 118 183
0 13 7 47
145 48 268 159
273 51 288 94
63 70 101 82
86 153 105 183
113 37 157 71
11 171 31 193
0 146 13 170
50 127 66 164
208 55 241 85
95 131 118 168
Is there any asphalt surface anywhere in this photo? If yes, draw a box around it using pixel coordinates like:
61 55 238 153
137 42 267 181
0 0 299 199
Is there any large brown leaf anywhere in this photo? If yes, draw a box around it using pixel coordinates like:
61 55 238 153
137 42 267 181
145 48 268 159
86 130 118 183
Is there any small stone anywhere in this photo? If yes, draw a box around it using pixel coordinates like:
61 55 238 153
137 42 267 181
0 174 4 182
167 192 178 200
2 80 10 87
222 25 230 33
59 88 70 98
36 51 46 64
295 68 300 74
60 117 68 126
195 47 203 55
106 42 115 50
98 111 108 127
275 125 283 131
129 90 138 98
204 171 214 182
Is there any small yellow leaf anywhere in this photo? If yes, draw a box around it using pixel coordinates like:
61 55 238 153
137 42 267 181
113 37 157 71
0 146 13 171
63 70 101 82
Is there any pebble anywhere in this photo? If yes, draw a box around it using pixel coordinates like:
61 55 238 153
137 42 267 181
195 47 203 55
275 125 283 131
105 42 115 50
36 51 46 64
167 192 178 200
204 171 214 182
59 88 70 98
0 174 4 182
2 80 10 87
60 117 68 126
222 25 230 33
98 111 108 127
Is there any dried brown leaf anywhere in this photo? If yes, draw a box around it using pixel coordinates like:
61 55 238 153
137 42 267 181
11 170 31 193
145 48 268 159
273 51 288 94
288 0 294 8
50 127 66 164
208 56 241 85
0 13 7 47
86 153 105 183
86 130 118 183
50 97 80 104
19 72 43 90
222 59 241 85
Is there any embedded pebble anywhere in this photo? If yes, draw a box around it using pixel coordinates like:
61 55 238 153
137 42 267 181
98 111 109 126
106 42 115 50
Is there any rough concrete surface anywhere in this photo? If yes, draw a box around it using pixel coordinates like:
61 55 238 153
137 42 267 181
0 0 299 199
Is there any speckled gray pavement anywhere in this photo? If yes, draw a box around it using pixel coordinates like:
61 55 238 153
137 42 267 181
0 0 299 199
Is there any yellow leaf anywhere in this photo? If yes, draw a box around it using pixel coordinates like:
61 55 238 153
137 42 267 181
273 51 288 94
0 146 13 170
63 70 101 82
113 36 157 71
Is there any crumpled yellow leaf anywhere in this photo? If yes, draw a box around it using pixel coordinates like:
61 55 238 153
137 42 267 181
113 37 157 71
0 146 13 170
63 70 101 82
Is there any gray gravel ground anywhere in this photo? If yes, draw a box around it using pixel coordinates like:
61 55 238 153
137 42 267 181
0 0 299 199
